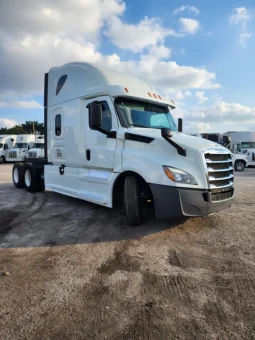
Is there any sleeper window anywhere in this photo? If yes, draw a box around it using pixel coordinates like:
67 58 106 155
55 114 62 136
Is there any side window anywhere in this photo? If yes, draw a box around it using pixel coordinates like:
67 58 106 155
55 114 62 136
237 144 241 152
56 75 67 95
101 102 112 132
4 144 8 150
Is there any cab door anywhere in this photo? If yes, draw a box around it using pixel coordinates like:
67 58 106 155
84 96 118 170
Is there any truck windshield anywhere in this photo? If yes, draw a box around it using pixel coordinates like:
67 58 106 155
0 143 3 149
32 143 44 149
14 143 28 148
241 142 255 149
115 97 177 130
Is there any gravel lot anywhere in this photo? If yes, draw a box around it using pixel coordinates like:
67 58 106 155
0 164 255 340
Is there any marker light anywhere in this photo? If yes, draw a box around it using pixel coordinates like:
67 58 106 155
125 87 129 92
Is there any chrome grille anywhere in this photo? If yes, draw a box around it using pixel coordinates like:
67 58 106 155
8 151 17 158
28 151 37 158
203 149 234 201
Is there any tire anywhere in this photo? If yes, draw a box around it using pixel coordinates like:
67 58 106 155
124 175 142 226
234 160 245 171
12 163 25 188
0 156 6 163
24 165 40 192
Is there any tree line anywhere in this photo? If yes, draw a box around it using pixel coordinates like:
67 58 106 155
0 121 44 135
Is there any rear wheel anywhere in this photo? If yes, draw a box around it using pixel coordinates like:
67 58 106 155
12 163 25 188
124 175 142 226
24 166 38 192
235 160 245 171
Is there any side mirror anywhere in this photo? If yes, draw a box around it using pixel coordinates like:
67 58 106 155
178 118 183 132
88 102 102 129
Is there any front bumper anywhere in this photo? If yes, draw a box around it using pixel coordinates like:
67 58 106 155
149 184 234 219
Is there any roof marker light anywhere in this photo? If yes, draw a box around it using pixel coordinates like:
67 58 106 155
125 87 129 92
153 94 157 98
148 92 152 97
158 95 162 100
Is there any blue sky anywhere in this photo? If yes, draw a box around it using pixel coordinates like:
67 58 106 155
0 0 254 133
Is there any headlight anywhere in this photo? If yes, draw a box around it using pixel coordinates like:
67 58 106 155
163 166 198 185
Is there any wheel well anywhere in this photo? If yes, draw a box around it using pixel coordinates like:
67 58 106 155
112 171 153 207
235 160 245 165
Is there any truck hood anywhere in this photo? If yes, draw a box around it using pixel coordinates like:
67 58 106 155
126 128 221 152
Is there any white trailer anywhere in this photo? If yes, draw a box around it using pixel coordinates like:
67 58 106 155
6 134 36 162
221 131 255 166
12 62 234 225
0 135 17 163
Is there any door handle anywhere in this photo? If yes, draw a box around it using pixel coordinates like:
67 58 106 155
86 149 91 161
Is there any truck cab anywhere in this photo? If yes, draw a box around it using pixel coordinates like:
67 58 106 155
7 134 36 162
26 136 45 160
12 62 234 225
0 135 16 163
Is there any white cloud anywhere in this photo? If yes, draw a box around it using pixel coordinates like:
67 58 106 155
230 7 250 27
175 90 192 100
0 100 42 109
239 32 252 47
179 18 200 34
230 7 251 47
0 0 220 106
187 101 255 123
105 17 182 52
173 6 199 16
197 122 211 132
195 91 208 104
0 118 19 129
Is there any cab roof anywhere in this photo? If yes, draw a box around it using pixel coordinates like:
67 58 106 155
48 62 175 109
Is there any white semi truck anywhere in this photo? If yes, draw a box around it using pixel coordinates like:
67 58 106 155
26 136 45 160
6 134 36 162
0 135 17 163
222 131 255 166
12 62 234 225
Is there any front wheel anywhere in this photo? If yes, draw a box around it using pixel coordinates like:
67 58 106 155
0 156 6 163
124 176 142 226
235 160 245 171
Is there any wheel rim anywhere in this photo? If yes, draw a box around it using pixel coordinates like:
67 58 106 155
25 169 31 187
237 163 244 170
13 168 19 183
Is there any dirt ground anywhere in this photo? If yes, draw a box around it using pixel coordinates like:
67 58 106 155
0 164 255 340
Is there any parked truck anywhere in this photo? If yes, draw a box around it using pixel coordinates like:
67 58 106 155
0 135 17 163
221 131 255 166
188 132 250 171
12 62 234 225
6 134 36 162
25 136 45 160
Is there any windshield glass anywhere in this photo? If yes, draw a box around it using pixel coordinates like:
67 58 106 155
115 97 177 130
0 143 3 149
14 143 28 148
31 143 44 149
241 142 255 149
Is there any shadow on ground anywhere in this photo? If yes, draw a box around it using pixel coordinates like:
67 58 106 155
0 183 187 248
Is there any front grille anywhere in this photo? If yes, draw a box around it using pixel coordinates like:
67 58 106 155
203 149 234 201
211 189 233 202
8 151 17 158
28 151 37 158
